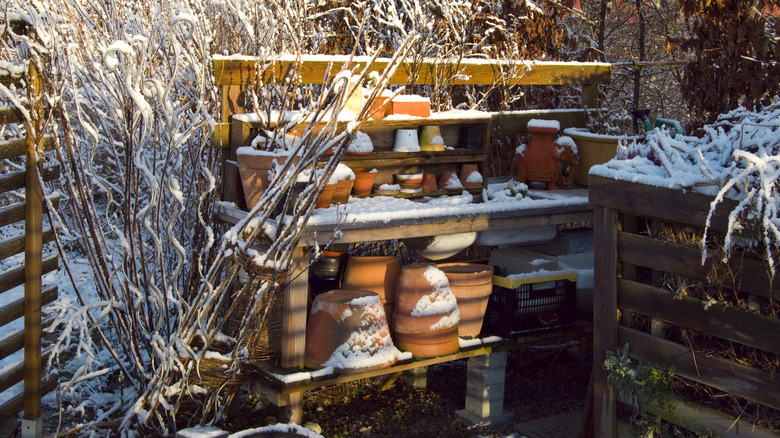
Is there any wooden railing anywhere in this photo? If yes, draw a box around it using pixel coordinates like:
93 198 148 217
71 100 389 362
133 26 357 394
0 51 59 432
589 174 780 437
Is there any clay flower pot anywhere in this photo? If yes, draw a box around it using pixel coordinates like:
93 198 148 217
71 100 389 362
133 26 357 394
305 289 399 372
353 170 378 196
438 170 463 191
422 173 438 192
458 164 483 189
393 263 460 357
341 256 401 306
419 125 444 151
332 179 354 204
437 263 493 338
315 183 336 209
236 147 298 207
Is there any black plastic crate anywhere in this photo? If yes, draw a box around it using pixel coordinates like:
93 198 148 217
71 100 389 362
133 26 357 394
482 272 577 337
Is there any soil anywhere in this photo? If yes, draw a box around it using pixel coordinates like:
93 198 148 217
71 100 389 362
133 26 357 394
226 345 591 437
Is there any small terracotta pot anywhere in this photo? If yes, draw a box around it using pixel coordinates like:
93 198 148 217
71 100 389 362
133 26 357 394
393 263 460 357
315 183 336 208
341 256 401 304
332 179 354 204
437 263 493 338
305 289 397 372
236 150 299 208
422 173 438 192
459 164 483 189
353 171 378 196
438 170 462 191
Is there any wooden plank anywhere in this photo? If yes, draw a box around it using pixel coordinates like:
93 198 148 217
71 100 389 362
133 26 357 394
0 135 53 161
0 284 57 328
618 232 779 299
0 106 24 125
213 56 611 87
0 371 57 426
589 175 736 232
0 163 59 194
0 253 58 296
492 109 587 135
618 279 780 355
0 227 54 261
213 122 231 149
0 193 59 228
0 316 54 362
280 246 308 370
0 348 51 394
620 327 780 412
592 205 618 438
639 394 780 438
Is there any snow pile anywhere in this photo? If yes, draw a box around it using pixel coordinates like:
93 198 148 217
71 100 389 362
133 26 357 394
347 131 374 153
412 266 460 330
229 423 324 438
441 172 464 190
592 100 780 273
464 170 483 183
527 118 561 131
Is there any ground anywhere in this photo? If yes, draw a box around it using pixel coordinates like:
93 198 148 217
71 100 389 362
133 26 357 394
225 344 591 437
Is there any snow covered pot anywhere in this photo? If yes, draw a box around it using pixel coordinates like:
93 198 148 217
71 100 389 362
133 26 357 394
563 128 640 186
394 263 460 357
236 147 299 208
438 170 463 191
341 256 402 324
304 289 400 372
330 163 356 204
458 164 483 189
437 263 493 338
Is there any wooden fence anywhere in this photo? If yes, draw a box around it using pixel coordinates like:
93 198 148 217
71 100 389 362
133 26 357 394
589 174 780 437
0 55 59 433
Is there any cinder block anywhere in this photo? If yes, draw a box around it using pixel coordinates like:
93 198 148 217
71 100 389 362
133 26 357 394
176 426 228 438
467 365 507 386
469 351 508 368
465 395 504 418
466 380 505 401
401 366 428 389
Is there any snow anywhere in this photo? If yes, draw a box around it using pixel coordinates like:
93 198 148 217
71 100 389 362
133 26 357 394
229 423 324 438
442 173 464 189
391 94 430 103
465 171 483 183
527 118 560 131
347 131 373 153
410 266 459 327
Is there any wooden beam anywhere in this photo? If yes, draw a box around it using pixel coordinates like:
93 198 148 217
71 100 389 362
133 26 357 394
213 56 611 87
618 279 780 355
592 205 618 438
0 227 54 261
0 316 54 362
0 135 53 161
0 284 57 329
621 327 780 412
0 372 57 426
0 164 59 194
0 253 58 296
0 194 59 228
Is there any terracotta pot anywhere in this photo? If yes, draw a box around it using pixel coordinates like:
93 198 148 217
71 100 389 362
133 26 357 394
422 173 438 192
438 170 463 191
368 94 391 119
458 164 483 190
389 96 431 117
304 289 398 372
437 263 493 338
353 171 378 196
332 179 354 204
393 263 460 357
315 183 336 209
341 256 401 304
236 149 298 208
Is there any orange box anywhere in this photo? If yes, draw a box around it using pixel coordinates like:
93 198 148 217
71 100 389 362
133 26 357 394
389 95 431 117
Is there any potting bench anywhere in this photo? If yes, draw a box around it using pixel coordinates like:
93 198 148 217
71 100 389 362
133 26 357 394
216 188 594 424
213 56 609 424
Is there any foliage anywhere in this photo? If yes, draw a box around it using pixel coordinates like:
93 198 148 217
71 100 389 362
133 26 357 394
679 0 780 128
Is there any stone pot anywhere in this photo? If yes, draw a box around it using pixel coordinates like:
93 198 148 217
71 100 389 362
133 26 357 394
393 263 460 357
437 262 493 338
563 128 641 186
304 289 398 372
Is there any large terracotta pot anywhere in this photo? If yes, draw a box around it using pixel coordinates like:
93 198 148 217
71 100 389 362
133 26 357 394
341 256 401 324
562 128 641 186
393 263 460 357
304 289 398 372
437 263 493 338
236 148 298 207
353 170 377 196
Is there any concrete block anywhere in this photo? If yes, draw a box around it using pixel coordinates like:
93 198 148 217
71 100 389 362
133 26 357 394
465 395 504 418
466 380 505 401
456 408 514 427
469 351 508 368
467 365 507 386
176 426 228 438
401 366 428 389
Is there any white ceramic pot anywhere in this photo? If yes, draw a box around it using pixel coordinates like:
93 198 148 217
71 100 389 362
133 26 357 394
394 129 420 152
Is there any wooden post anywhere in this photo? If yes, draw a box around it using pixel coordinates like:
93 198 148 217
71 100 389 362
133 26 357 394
23 60 43 438
592 205 618 438
581 84 599 109
280 246 308 424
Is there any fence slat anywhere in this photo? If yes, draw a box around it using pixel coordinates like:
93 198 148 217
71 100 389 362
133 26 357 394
618 278 780 355
0 107 24 125
0 284 57 328
0 135 53 161
0 227 54 261
0 163 59 194
618 232 779 299
619 326 780 412
0 253 58 296
0 348 52 394
0 372 57 426
0 194 59 229
0 316 54 362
